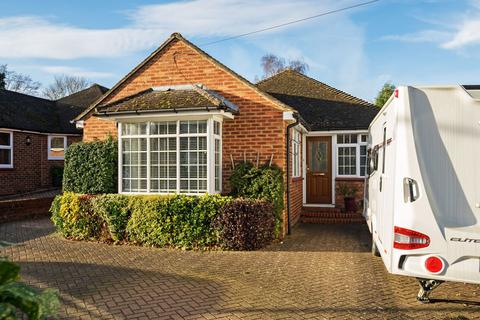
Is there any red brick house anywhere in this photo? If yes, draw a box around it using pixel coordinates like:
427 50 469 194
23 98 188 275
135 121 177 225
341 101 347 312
74 33 378 235
0 84 107 196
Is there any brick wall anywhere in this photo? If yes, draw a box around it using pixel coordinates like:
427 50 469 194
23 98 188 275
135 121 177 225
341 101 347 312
335 178 365 211
0 131 81 196
0 197 54 223
83 116 117 142
81 37 291 236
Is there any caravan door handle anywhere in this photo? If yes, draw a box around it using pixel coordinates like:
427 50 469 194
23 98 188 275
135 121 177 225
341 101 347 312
403 178 419 202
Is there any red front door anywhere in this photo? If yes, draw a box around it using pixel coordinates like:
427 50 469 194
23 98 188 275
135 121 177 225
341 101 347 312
306 136 332 204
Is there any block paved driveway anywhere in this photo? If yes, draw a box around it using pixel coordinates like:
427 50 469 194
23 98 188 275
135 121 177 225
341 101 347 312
1 218 479 320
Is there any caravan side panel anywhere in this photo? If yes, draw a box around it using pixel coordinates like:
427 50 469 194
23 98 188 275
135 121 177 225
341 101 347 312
391 86 480 284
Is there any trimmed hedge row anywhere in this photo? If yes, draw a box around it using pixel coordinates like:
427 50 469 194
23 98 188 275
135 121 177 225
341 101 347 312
62 138 117 194
50 193 275 250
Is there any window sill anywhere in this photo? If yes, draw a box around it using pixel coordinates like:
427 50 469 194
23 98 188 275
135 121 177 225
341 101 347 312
292 177 303 182
0 167 14 171
335 176 365 182
48 157 65 161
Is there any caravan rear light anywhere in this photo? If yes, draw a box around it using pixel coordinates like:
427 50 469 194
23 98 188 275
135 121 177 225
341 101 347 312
424 256 444 274
394 89 399 98
393 226 430 250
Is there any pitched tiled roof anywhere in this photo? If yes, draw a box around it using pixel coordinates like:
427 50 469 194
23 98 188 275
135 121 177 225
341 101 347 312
74 32 292 121
96 85 238 116
57 84 109 108
257 70 379 131
0 89 83 134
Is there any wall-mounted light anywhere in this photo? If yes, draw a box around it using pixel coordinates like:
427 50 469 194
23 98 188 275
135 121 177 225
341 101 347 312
25 136 32 146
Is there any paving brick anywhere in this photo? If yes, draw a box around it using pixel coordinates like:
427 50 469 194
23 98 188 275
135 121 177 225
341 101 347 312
1 218 479 319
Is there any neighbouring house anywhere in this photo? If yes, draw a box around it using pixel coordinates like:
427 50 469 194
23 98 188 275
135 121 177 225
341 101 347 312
73 32 378 235
0 84 108 196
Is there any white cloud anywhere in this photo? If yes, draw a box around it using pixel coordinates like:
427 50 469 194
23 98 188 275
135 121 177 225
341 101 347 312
442 18 480 49
380 30 450 43
0 16 164 59
381 1 480 50
130 0 341 36
0 0 361 60
39 66 114 78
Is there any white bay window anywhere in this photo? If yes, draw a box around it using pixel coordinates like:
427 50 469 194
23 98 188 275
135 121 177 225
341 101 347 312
119 119 222 194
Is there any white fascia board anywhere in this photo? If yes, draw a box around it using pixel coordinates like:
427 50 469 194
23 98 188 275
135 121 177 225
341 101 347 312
283 111 295 121
307 129 368 136
107 110 235 122
75 120 84 129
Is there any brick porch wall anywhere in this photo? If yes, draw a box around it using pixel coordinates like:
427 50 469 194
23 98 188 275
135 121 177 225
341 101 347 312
290 178 303 226
334 178 365 211
81 38 290 236
0 131 81 196
287 128 304 228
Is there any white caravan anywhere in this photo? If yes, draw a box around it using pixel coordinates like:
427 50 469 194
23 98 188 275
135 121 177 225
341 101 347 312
364 85 480 302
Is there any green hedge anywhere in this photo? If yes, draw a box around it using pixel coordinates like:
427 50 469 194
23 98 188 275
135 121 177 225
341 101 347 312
127 194 231 248
62 137 117 194
230 162 284 235
50 193 277 249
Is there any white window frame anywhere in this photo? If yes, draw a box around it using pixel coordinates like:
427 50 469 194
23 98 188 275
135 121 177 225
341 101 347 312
0 130 13 169
213 120 222 192
336 133 368 178
48 135 68 160
118 118 222 195
291 129 301 178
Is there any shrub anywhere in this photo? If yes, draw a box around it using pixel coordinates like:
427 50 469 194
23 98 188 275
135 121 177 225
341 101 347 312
0 258 59 319
62 137 117 194
50 192 100 240
126 194 232 248
51 193 275 250
126 195 173 247
230 162 284 235
91 194 131 242
215 198 275 250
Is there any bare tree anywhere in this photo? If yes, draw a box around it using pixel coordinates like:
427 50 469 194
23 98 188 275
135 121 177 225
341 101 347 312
0 64 41 95
261 54 286 79
0 71 5 89
258 54 309 80
288 58 309 75
43 75 90 100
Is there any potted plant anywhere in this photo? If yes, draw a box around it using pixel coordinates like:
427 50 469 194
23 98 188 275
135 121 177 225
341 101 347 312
338 183 358 212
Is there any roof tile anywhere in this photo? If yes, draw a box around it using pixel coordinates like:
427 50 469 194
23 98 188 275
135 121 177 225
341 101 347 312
257 70 379 131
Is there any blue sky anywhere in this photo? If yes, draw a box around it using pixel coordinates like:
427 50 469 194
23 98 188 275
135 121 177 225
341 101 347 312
1 0 479 101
